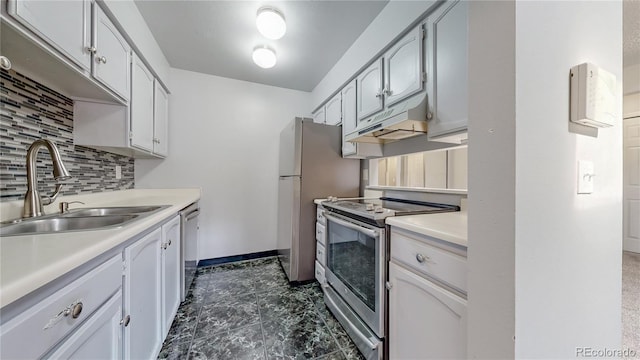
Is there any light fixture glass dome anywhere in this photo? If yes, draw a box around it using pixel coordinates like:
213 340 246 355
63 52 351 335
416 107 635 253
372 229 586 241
252 46 277 68
256 7 286 40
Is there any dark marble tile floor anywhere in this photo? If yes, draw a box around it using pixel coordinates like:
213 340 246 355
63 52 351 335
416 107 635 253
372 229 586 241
158 256 365 360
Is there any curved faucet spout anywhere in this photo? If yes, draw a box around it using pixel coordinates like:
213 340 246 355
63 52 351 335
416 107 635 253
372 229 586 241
23 139 71 218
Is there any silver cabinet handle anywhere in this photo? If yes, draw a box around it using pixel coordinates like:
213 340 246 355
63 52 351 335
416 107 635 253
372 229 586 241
383 87 392 96
43 300 83 329
168 239 172 246
97 56 107 64
71 302 83 318
0 56 12 70
86 46 97 54
120 315 131 327
416 253 428 263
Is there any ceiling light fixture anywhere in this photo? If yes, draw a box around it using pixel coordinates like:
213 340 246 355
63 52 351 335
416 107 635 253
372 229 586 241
256 7 286 40
252 46 277 68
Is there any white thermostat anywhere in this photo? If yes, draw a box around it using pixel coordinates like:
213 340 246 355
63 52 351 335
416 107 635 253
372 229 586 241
570 62 616 128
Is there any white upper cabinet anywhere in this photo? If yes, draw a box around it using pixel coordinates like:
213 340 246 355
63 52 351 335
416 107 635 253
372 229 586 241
357 58 384 121
312 107 326 124
153 81 169 157
384 26 424 107
93 4 130 101
7 0 92 71
426 0 468 143
325 92 342 126
130 53 155 152
341 80 358 157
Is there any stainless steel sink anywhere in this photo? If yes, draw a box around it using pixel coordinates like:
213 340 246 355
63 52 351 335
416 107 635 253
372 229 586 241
0 215 139 236
61 205 166 217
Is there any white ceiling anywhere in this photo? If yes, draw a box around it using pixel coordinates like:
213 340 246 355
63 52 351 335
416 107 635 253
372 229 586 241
134 0 389 92
624 0 640 66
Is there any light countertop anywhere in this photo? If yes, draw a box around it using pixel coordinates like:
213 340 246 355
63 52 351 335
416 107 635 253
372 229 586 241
386 210 468 247
0 188 201 308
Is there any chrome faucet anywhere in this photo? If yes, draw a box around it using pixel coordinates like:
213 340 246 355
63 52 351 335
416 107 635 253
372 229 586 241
23 139 71 218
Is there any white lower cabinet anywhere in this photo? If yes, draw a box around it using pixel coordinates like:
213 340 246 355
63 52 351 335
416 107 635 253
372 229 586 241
0 255 122 359
124 228 163 360
161 215 181 338
47 290 123 360
388 262 467 359
388 227 468 359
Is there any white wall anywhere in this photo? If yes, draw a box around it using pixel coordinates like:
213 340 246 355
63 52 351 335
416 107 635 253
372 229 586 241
624 64 640 95
135 68 311 260
514 1 622 357
310 0 437 110
466 1 516 357
100 0 171 90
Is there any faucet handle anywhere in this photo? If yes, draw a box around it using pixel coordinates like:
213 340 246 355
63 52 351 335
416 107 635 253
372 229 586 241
59 201 85 214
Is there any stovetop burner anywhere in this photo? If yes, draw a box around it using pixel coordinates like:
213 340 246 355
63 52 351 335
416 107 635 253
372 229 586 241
322 197 459 226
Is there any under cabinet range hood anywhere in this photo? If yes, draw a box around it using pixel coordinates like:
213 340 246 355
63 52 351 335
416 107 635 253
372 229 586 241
345 92 428 144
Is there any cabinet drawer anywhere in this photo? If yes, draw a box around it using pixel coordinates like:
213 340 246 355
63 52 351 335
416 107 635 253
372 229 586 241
1 255 122 359
316 242 326 266
315 261 326 284
391 231 467 293
316 208 326 225
316 222 326 246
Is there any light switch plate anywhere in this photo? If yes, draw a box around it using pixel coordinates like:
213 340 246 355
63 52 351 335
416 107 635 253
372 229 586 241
577 160 594 194
115 165 122 180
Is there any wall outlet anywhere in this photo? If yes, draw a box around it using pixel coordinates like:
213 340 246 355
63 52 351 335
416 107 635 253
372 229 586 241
577 160 594 194
362 169 369 181
115 165 122 180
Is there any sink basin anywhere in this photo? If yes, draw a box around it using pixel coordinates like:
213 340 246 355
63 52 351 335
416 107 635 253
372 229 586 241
0 215 139 237
62 205 166 217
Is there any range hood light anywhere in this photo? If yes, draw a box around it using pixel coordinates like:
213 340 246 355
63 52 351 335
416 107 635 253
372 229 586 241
252 46 277 69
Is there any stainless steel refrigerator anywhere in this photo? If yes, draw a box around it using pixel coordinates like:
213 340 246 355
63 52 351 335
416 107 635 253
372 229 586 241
277 117 360 282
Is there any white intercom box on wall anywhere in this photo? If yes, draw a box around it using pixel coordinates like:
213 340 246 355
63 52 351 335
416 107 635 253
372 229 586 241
570 62 616 128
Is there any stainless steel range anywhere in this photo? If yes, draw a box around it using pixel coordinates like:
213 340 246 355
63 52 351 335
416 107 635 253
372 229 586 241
321 197 459 360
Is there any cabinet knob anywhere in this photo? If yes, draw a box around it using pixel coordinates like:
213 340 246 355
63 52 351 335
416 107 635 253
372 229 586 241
86 46 97 54
97 56 107 64
71 302 83 319
416 253 429 263
385 281 393 290
120 315 131 327
0 56 12 70
168 239 172 246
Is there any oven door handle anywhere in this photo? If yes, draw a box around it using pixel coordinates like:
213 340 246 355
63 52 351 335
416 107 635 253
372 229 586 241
324 213 380 239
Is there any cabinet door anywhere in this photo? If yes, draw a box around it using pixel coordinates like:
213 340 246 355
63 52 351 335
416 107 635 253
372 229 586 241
388 262 467 359
427 0 468 141
153 81 169 157
124 228 162 360
7 0 92 71
384 26 424 107
357 58 384 121
130 53 155 152
46 291 123 360
324 93 342 125
341 80 357 157
93 4 130 100
161 216 181 338
312 107 326 124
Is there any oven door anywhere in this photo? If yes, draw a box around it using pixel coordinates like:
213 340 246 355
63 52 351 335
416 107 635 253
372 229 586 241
324 212 386 337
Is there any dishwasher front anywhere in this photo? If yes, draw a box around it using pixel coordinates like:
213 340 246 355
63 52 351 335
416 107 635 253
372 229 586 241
180 202 199 301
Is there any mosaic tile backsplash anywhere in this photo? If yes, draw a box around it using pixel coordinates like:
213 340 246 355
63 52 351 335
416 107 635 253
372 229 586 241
0 69 134 202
